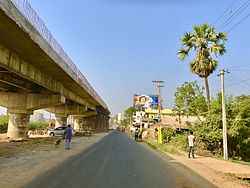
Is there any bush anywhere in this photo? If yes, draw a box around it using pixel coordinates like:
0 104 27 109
0 115 9 133
162 127 176 143
29 121 46 130
169 133 188 151
157 133 188 155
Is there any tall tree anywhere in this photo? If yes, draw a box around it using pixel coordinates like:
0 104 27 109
229 95 250 161
122 107 136 127
173 81 207 124
178 23 227 109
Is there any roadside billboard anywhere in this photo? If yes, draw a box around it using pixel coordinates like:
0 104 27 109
133 94 158 109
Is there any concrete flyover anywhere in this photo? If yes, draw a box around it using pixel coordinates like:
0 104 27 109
0 0 110 139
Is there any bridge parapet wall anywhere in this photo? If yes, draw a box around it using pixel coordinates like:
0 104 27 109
9 0 107 109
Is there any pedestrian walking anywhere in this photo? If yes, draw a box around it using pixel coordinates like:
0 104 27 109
135 128 139 141
188 131 195 158
139 130 143 140
64 124 72 150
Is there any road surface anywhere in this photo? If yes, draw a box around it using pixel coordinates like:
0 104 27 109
22 131 216 188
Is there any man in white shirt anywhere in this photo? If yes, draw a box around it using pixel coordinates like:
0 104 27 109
188 131 195 158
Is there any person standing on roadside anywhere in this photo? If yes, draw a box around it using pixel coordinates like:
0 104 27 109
64 124 72 150
135 128 139 141
188 131 195 158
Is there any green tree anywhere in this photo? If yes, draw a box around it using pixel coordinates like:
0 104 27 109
228 95 250 161
190 93 232 155
0 115 9 133
173 81 207 123
178 23 227 109
29 121 46 130
122 107 136 127
162 127 176 143
124 107 136 119
121 118 129 127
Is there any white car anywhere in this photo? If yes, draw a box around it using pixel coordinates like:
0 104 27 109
48 126 76 137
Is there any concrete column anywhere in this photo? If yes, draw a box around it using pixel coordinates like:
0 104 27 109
87 118 93 131
96 116 101 132
7 113 31 139
82 117 89 131
106 117 110 130
100 116 104 131
92 116 96 132
104 117 108 131
73 116 83 131
55 116 67 127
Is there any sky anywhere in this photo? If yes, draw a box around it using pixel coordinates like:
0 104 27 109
2 0 250 116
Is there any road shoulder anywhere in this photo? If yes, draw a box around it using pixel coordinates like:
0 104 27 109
0 132 110 188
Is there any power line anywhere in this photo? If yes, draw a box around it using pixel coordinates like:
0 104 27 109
225 77 250 90
218 0 250 31
212 0 240 26
227 13 250 33
230 77 250 86
228 72 248 81
227 73 250 88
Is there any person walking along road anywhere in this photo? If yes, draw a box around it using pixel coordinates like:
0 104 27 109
135 128 139 141
64 124 72 150
22 131 216 188
188 131 195 158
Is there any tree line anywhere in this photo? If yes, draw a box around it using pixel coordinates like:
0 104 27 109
174 81 250 161
120 23 249 161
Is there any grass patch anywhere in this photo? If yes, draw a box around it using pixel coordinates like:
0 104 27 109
145 139 185 155
214 156 250 166
146 141 158 150
230 159 250 166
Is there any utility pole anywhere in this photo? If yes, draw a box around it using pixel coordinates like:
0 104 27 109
152 80 164 144
219 69 228 160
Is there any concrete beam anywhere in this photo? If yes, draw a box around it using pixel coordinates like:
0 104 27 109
82 111 97 117
0 43 96 110
27 93 66 109
0 92 65 110
46 104 88 117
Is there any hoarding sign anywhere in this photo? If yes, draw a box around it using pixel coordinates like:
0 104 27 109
133 94 158 109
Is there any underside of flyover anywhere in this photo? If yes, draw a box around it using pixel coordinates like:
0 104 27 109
0 8 97 106
0 1 110 139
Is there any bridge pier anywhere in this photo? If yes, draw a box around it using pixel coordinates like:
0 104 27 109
81 113 109 133
0 92 65 139
55 116 67 127
83 118 93 131
7 111 32 139
82 116 95 132
73 116 84 131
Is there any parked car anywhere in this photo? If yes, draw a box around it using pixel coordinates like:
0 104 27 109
48 126 76 137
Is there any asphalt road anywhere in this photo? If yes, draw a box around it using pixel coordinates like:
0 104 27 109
22 131 216 188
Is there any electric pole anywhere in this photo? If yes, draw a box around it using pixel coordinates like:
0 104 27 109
152 80 164 144
219 69 228 160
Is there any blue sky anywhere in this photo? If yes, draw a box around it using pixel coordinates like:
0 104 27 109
3 0 249 116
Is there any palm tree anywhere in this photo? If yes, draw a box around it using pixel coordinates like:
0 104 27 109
178 23 227 109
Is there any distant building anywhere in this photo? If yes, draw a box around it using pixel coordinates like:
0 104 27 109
30 110 45 122
136 108 203 130
144 108 173 120
0 107 7 115
117 113 122 124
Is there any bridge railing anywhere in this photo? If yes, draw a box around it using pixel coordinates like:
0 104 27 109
10 0 107 109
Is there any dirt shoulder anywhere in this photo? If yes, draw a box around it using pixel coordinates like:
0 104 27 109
165 153 250 188
0 132 110 188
